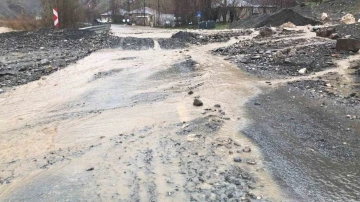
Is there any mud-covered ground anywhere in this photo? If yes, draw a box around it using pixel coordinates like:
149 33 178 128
1 24 360 202
213 29 352 78
0 28 253 89
243 85 360 201
0 29 156 88
0 25 280 201
211 25 360 201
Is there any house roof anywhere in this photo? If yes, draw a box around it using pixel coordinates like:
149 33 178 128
102 7 164 16
101 9 127 16
213 0 277 8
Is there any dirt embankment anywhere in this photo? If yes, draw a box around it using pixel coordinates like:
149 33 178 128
158 30 253 49
213 30 351 78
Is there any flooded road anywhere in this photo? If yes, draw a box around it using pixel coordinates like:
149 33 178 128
1 25 359 201
0 25 283 201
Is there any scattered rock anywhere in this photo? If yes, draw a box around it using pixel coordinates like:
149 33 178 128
340 14 356 24
243 146 251 153
233 157 242 162
336 39 360 52
329 33 340 39
193 99 203 107
86 167 94 171
321 13 329 21
316 27 336 38
259 27 274 37
214 104 221 108
246 159 257 165
188 91 194 95
280 22 296 28
298 68 307 74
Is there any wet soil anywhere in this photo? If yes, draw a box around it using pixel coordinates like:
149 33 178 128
243 85 360 201
213 33 349 78
0 27 282 201
1 24 360 202
0 29 121 88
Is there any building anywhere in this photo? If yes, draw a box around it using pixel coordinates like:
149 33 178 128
215 0 277 22
101 7 175 27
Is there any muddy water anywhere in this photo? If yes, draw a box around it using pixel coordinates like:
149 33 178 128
0 29 283 201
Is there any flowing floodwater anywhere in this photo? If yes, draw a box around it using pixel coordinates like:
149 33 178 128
0 26 283 201
1 25 359 201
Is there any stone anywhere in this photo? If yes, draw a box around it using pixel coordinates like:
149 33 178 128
243 146 251 153
86 167 94 171
188 91 194 95
336 39 360 52
329 33 340 40
0 89 3 93
284 58 291 63
298 68 307 74
340 14 356 24
321 13 328 21
193 99 203 107
316 27 336 38
214 104 221 108
259 27 274 37
246 159 257 165
251 55 261 59
40 59 50 65
233 157 242 162
44 66 53 73
326 83 332 87
280 22 296 28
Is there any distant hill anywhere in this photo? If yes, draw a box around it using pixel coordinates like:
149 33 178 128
0 0 40 18
0 0 111 19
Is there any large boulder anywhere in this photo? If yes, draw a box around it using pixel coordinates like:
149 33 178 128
321 13 329 22
340 14 356 24
259 27 274 37
336 39 360 52
316 27 336 38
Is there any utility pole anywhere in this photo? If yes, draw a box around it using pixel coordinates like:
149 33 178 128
157 0 160 26
143 0 146 26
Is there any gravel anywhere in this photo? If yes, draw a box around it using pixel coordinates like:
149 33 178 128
213 37 347 78
0 29 154 88
231 9 320 29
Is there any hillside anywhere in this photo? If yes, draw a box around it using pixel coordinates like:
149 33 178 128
0 0 40 18
0 0 110 19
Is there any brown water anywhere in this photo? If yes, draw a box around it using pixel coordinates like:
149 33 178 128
0 26 283 201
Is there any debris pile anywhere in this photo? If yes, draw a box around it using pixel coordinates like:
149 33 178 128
231 9 321 29
288 72 360 106
214 38 349 77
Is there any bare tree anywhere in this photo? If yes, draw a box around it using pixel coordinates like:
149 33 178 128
40 0 85 28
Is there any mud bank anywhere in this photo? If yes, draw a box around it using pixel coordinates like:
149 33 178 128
213 33 351 79
158 30 253 50
243 85 360 201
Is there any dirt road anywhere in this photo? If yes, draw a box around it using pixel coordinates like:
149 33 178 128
0 25 282 201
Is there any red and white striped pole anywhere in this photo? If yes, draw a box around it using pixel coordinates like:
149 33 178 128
53 8 59 28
